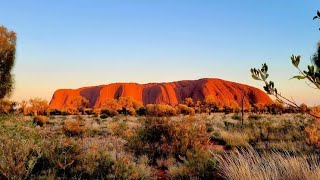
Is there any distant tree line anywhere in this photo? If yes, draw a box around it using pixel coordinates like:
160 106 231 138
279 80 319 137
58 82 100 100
0 95 315 117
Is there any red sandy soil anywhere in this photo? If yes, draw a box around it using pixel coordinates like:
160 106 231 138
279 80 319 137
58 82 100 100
155 170 167 180
49 78 272 109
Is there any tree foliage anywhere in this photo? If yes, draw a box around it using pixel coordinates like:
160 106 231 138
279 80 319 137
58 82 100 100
184 97 194 107
0 26 16 99
250 10 320 118
29 98 49 116
250 62 319 118
69 96 89 112
313 10 320 30
204 95 218 114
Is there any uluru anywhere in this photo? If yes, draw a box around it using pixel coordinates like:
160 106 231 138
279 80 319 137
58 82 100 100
49 78 272 109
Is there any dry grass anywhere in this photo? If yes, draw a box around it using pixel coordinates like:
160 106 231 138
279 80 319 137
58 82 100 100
219 130 249 147
216 147 320 180
167 163 190 179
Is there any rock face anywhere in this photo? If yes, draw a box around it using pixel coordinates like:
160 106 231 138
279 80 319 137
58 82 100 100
49 78 272 109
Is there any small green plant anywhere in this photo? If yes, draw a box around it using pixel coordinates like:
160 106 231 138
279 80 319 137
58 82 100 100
100 108 118 117
136 106 147 116
100 114 108 119
231 113 241 120
248 114 262 120
206 122 214 133
0 137 41 179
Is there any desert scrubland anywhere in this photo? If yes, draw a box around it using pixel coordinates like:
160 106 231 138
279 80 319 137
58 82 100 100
1 111 320 179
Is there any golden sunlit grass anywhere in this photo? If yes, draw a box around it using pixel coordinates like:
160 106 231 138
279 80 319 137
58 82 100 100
216 147 320 180
219 130 249 147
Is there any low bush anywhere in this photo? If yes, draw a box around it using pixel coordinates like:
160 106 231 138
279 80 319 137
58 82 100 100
100 114 109 119
27 98 50 116
175 104 195 115
50 109 62 115
64 108 78 115
0 137 41 179
184 147 216 178
63 119 86 136
248 114 262 120
107 121 127 137
100 108 118 117
128 117 208 159
0 99 15 114
146 104 176 117
167 148 216 179
112 155 155 179
231 113 241 120
136 106 147 116
127 117 214 177
33 115 48 126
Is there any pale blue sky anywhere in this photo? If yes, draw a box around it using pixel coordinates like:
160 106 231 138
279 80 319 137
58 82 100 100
1 1 320 105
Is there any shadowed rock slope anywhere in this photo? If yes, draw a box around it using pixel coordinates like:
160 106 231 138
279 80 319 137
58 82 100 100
49 78 272 109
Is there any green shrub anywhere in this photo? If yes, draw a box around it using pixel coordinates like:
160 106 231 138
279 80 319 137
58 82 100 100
127 117 210 164
112 156 155 179
0 137 41 179
206 124 214 133
136 106 147 116
100 108 118 117
167 164 190 179
100 114 109 119
167 148 216 179
231 113 241 120
184 148 217 179
248 114 262 120
50 109 62 116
